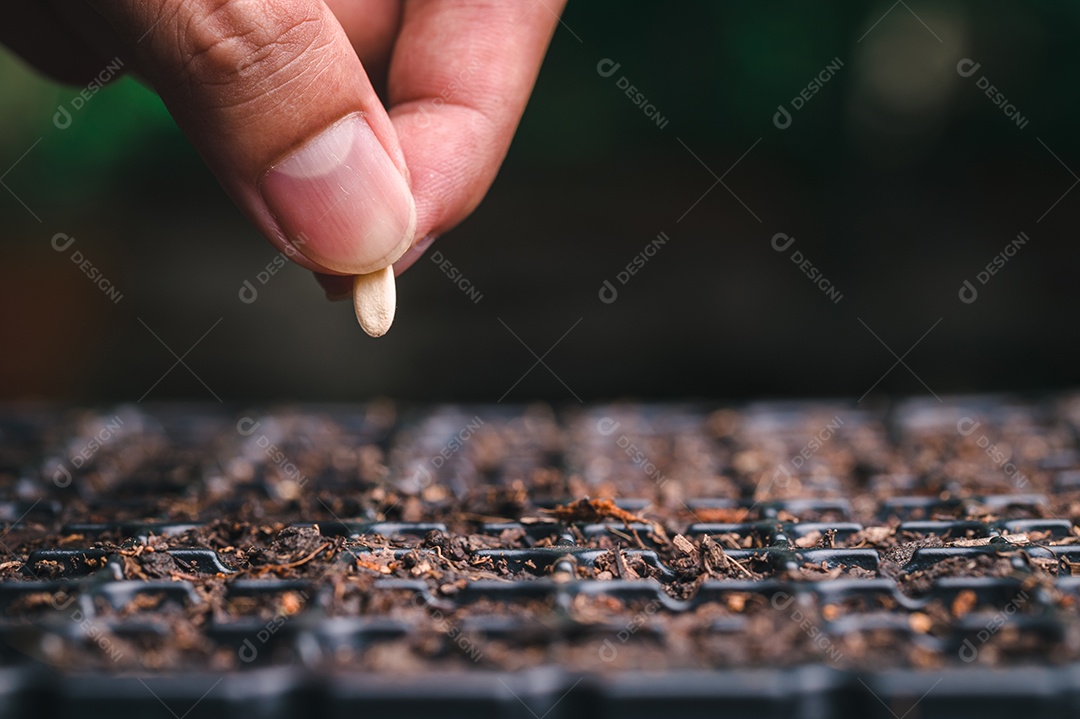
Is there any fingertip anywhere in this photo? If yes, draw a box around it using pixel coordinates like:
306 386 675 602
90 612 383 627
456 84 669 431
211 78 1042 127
260 114 417 276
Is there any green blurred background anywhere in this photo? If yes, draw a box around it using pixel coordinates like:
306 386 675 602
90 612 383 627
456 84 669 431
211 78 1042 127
2 1 1078 402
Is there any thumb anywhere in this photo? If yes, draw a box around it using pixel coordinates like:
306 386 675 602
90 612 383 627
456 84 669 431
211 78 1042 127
87 0 416 275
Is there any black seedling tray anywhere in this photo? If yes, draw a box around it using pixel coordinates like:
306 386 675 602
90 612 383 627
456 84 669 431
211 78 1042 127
2 398 1080 717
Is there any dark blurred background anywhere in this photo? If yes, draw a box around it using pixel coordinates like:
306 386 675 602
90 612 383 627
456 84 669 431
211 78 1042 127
1 1 1078 403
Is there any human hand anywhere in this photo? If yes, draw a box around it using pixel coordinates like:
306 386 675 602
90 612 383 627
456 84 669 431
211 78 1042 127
2 0 566 334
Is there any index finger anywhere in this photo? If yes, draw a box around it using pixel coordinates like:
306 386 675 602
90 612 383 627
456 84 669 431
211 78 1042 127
385 0 567 272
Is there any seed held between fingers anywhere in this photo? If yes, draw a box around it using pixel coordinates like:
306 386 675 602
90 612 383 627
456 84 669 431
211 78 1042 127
353 266 396 337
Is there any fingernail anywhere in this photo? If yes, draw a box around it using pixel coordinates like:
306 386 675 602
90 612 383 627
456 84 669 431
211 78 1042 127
260 114 416 275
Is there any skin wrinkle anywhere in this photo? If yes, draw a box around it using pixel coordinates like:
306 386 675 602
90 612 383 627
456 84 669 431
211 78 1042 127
176 0 269 69
177 14 326 108
154 1 377 178
188 33 338 121
188 29 276 85
170 31 340 144
223 51 339 135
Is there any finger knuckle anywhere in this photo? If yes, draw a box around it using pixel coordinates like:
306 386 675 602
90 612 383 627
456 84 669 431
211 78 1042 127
172 0 330 106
